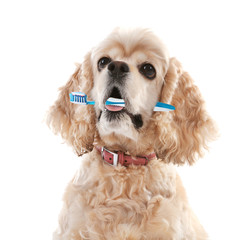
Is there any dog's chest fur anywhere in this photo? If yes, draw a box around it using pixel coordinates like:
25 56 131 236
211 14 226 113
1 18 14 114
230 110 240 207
55 150 199 240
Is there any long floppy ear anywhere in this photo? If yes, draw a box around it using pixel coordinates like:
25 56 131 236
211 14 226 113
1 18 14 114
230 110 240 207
154 58 217 165
47 52 96 156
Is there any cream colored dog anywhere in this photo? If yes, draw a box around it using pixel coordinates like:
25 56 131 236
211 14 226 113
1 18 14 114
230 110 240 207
47 28 217 240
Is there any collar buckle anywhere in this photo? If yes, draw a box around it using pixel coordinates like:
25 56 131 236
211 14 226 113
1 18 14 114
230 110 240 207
101 147 119 166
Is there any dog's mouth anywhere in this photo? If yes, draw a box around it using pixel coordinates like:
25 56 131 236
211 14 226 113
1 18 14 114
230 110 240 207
105 87 125 112
101 87 143 129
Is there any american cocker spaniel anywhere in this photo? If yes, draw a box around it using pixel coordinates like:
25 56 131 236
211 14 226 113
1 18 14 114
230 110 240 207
47 28 217 240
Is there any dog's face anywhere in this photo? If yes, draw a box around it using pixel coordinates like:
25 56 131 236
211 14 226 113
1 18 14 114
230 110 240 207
90 29 169 140
48 28 216 164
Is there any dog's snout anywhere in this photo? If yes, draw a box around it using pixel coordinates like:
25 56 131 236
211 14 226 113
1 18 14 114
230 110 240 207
108 61 129 78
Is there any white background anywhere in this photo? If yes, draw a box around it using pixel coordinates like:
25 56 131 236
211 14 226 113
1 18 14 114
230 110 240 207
0 1 252 239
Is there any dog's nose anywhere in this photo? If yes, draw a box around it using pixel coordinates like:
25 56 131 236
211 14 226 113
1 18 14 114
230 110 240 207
108 61 129 78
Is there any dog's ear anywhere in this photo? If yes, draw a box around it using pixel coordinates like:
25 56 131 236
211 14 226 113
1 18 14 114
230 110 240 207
47 52 96 156
154 58 217 165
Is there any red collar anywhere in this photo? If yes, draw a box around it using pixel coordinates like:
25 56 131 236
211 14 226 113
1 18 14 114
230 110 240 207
96 146 156 167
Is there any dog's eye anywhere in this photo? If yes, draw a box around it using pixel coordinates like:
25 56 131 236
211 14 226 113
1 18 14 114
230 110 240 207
139 63 156 80
98 57 111 71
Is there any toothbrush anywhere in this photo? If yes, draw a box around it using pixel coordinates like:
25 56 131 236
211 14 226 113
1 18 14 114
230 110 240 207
105 97 125 107
69 92 95 105
69 92 175 112
70 92 126 107
153 101 175 111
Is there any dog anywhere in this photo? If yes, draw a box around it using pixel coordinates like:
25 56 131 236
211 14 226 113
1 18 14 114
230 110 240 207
47 28 217 240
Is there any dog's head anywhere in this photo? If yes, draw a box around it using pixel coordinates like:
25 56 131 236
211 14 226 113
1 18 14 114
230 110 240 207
91 29 169 142
47 28 217 165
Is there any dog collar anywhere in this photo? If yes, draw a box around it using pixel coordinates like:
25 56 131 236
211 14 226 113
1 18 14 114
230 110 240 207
95 146 156 166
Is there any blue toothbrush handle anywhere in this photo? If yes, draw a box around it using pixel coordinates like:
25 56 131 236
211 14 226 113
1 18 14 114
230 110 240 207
105 101 124 105
104 97 125 106
87 101 95 105
154 102 175 111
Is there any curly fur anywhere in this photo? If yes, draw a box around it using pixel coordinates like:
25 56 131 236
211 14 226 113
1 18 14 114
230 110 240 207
47 52 96 155
153 58 216 165
47 28 217 239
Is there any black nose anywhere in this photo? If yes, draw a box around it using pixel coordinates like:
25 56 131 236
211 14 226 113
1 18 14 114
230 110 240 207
108 61 129 78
